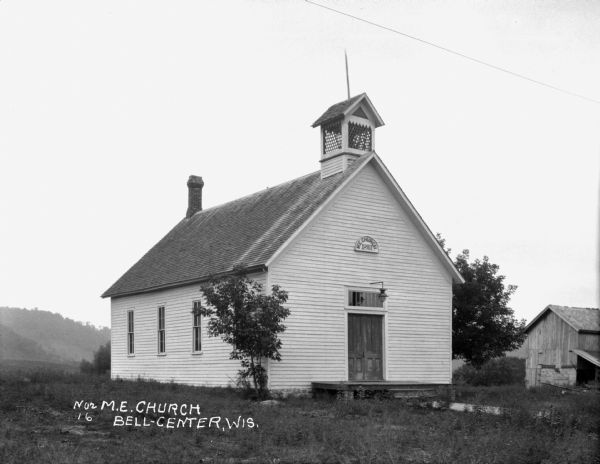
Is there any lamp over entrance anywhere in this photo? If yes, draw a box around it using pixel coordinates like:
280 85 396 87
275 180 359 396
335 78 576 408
370 281 388 302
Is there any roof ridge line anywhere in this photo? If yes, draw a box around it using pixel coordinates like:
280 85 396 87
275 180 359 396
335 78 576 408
550 304 599 311
265 153 374 268
187 169 320 218
236 162 367 265
525 304 600 332
236 192 310 266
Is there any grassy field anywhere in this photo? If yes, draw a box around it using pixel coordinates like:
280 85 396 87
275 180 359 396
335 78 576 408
0 365 598 464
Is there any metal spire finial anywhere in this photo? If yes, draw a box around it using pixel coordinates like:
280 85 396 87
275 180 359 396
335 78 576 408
344 49 350 100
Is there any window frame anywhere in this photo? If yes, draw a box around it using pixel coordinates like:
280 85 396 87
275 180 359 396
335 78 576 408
343 286 389 381
157 305 166 355
127 310 135 356
346 289 385 309
192 300 202 354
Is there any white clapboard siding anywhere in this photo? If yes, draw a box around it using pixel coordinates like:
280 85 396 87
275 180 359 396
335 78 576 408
320 155 345 179
268 162 452 390
111 273 266 386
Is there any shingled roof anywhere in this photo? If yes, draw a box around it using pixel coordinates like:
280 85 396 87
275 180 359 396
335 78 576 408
102 155 370 298
312 94 364 127
526 305 600 333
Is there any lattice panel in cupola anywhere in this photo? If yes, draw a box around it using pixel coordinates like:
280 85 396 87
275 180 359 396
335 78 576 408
349 122 372 151
322 120 342 154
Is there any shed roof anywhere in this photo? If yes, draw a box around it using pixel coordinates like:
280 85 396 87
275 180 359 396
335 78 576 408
572 349 600 368
525 305 600 333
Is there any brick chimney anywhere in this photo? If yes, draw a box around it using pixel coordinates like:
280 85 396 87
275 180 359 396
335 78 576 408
186 175 204 218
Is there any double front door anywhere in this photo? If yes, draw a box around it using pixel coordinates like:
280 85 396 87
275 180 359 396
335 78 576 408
348 314 383 381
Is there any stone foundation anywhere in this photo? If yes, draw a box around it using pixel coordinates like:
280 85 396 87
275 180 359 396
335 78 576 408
538 365 576 387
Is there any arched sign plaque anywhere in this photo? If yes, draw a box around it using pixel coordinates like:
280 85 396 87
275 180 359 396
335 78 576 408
354 236 379 253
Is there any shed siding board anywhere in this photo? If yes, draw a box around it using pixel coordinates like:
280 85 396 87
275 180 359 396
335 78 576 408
321 156 344 178
525 311 578 370
111 273 266 386
578 333 600 352
268 163 452 390
525 310 583 387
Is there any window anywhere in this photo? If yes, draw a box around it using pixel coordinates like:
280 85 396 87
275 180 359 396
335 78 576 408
348 290 383 308
127 310 134 355
192 301 201 352
157 305 166 354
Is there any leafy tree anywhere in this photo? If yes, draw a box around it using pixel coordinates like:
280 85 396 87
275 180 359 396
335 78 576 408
198 266 289 398
437 234 526 367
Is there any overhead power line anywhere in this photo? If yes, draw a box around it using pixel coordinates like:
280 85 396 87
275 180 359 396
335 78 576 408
305 0 600 106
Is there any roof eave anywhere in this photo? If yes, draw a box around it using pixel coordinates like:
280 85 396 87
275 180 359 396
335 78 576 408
524 306 550 332
266 153 463 285
101 264 268 299
524 305 600 333
311 93 384 128
572 349 600 368
369 153 464 284
344 94 384 128
266 153 375 268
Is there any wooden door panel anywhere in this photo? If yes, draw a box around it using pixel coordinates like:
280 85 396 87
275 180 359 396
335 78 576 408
366 358 382 380
348 315 363 380
348 314 383 381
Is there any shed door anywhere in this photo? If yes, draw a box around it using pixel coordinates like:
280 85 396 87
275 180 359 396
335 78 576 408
348 314 383 380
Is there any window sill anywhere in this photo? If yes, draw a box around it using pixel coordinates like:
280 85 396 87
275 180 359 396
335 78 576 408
157 353 167 357
127 354 135 358
191 351 203 356
345 306 387 313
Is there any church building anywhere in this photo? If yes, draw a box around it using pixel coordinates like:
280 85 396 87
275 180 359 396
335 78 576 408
102 93 464 393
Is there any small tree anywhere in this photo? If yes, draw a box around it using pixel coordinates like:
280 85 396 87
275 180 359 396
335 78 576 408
437 234 526 367
198 266 289 398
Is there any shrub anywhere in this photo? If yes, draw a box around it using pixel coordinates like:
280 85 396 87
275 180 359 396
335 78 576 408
79 359 94 374
80 341 110 374
93 341 111 373
453 357 525 386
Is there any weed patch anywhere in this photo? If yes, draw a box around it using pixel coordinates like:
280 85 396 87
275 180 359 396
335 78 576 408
0 366 598 463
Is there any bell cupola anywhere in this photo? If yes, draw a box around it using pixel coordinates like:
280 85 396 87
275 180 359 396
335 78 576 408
311 93 384 179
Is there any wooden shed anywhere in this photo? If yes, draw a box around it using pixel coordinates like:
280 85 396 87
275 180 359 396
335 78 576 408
524 305 600 388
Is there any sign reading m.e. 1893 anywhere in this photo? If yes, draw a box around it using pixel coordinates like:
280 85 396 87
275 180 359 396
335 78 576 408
354 236 379 253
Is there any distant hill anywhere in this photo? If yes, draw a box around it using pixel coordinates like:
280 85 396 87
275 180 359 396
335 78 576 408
0 324 64 363
0 307 110 364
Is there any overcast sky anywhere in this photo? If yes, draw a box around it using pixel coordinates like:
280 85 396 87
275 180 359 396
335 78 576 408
1 0 598 328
